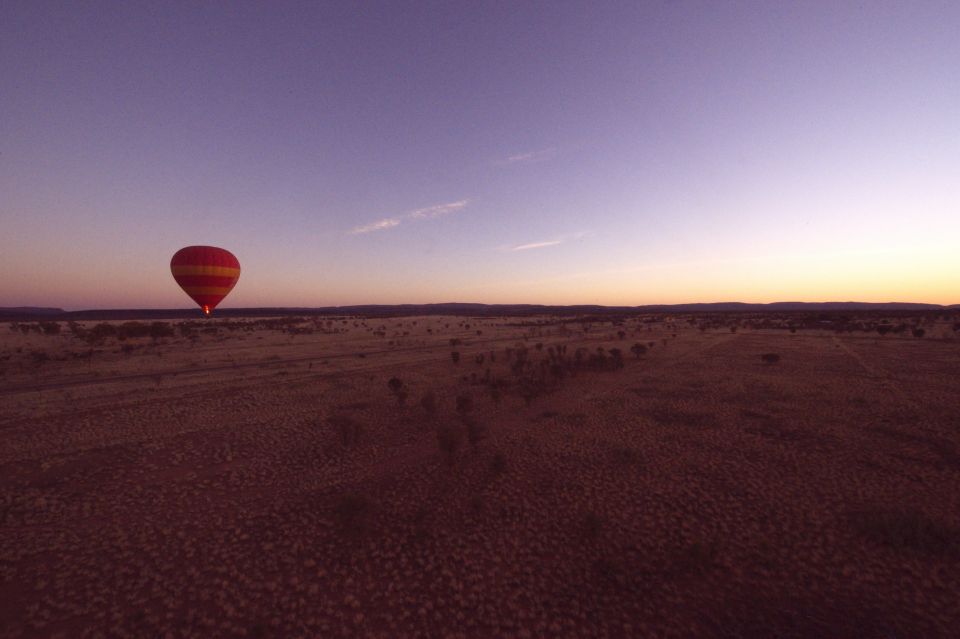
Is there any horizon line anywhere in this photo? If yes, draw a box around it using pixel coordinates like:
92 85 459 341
4 299 957 316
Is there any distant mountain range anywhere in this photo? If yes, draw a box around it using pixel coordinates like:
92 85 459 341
0 307 67 316
1 302 957 321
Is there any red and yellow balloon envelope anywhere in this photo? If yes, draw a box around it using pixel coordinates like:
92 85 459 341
170 246 240 317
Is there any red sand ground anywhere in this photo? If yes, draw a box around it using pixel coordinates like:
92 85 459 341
1 315 958 637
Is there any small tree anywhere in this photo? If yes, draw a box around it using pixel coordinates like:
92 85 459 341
451 351 460 364
455 394 474 417
436 424 463 465
760 353 781 365
329 415 362 446
387 377 409 405
39 321 61 336
465 418 486 447
630 343 647 359
335 493 373 538
608 348 624 369
420 391 437 416
912 327 926 338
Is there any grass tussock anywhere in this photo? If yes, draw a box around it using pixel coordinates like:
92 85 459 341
334 493 373 537
850 508 958 556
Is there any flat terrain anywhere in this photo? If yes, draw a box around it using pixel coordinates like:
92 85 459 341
2 314 959 638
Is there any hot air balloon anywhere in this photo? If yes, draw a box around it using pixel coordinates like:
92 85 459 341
170 246 240 317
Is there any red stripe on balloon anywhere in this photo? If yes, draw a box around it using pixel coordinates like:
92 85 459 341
173 275 239 288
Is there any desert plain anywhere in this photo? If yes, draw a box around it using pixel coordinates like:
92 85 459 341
1 312 958 638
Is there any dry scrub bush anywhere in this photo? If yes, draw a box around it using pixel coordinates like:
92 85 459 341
465 418 487 447
436 424 463 465
850 508 958 556
328 415 362 446
335 493 373 537
387 377 408 405
420 391 437 416
582 512 605 542
455 394 474 417
760 353 781 364
611 445 641 466
674 541 718 575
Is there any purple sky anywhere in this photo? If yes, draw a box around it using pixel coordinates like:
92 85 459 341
2 1 958 309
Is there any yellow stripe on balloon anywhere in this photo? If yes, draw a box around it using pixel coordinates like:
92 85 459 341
180 286 235 295
171 265 241 277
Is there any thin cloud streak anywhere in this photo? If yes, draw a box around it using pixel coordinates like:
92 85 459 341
511 240 564 251
500 148 556 165
507 231 589 251
349 200 469 234
408 200 469 219
349 218 401 234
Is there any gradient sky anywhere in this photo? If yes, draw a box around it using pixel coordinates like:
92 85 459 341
2 1 958 309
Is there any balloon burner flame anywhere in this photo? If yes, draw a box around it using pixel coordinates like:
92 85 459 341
202 305 211 317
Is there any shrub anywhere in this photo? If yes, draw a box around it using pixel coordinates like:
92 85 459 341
608 348 624 369
912 327 926 338
335 493 373 537
490 452 508 475
455 394 474 416
420 392 437 415
436 424 463 465
582 512 604 541
149 322 175 340
630 343 647 359
329 415 362 446
387 377 408 405
451 351 460 364
86 323 117 343
760 353 781 364
850 508 957 556
465 418 486 446
39 321 61 335
674 541 718 575
611 445 641 465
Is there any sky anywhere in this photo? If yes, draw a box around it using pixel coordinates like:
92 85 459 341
1 1 958 309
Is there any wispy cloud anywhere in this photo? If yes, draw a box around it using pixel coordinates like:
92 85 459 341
349 200 469 234
408 200 469 219
506 231 589 252
511 240 564 251
349 217 401 234
499 148 556 165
